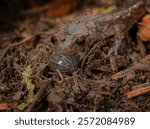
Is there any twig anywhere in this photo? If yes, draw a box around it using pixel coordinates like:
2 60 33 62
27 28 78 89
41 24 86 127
137 36 146 57
21 4 50 15
112 54 150 79
126 85 150 99
0 47 9 63
132 82 150 90
56 69 64 83
111 68 133 79
26 80 49 112
109 56 118 72
81 42 100 68
10 35 33 47
72 72 80 93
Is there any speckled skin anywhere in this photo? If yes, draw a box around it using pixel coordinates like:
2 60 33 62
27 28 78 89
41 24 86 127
50 0 146 73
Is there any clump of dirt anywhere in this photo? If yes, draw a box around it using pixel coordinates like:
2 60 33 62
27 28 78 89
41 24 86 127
0 0 150 112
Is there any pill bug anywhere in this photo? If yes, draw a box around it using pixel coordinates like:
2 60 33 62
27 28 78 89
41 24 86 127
49 53 79 74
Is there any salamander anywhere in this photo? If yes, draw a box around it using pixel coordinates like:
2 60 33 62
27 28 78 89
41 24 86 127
49 0 146 74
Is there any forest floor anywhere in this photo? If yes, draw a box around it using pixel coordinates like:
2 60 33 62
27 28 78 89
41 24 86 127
0 0 150 111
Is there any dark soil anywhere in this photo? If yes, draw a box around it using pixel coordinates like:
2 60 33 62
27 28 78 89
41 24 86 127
0 0 150 112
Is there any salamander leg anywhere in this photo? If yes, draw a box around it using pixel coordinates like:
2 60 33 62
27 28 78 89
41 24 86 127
108 25 124 56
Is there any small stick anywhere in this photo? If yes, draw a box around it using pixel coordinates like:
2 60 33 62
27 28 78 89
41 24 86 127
111 68 133 79
0 47 9 63
126 85 150 99
26 80 49 112
56 69 64 83
81 42 100 68
21 4 49 15
132 82 150 90
137 36 146 57
10 35 33 47
112 54 150 79
109 56 118 72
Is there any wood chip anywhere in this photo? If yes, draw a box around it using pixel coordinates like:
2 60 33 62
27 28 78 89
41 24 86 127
127 86 150 99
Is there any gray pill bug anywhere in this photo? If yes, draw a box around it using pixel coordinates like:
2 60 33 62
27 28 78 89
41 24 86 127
49 53 79 74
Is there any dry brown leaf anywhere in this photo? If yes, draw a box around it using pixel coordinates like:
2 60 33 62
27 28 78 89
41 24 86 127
22 0 79 18
0 103 8 111
137 14 150 41
46 0 79 18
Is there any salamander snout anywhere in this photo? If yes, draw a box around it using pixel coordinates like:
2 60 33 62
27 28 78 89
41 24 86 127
49 53 79 74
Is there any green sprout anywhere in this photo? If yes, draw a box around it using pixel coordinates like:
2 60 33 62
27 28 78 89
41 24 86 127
18 65 35 111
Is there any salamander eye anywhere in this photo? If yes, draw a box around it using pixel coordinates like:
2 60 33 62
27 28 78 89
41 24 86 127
49 53 79 74
51 35 58 44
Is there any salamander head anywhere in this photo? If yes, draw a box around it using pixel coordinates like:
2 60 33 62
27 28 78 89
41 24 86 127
50 25 85 74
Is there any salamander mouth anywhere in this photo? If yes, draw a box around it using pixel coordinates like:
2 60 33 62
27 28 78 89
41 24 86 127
49 53 79 74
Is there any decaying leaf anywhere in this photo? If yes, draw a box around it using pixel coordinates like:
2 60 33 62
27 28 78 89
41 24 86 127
46 0 79 18
0 103 8 111
137 14 150 41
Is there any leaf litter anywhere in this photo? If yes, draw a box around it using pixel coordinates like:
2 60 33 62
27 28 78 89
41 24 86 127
0 0 150 111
